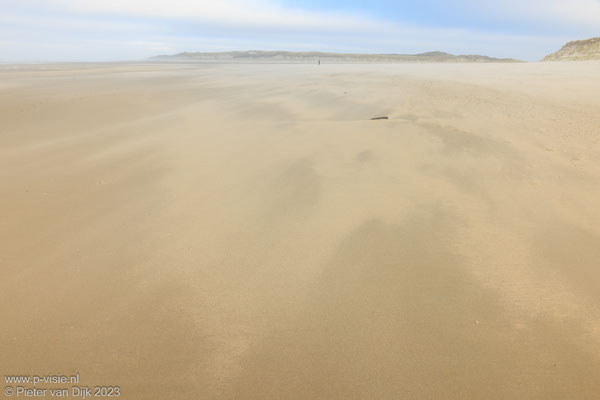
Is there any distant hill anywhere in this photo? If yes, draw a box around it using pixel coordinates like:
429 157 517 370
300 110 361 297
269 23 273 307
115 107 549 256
151 50 523 63
543 37 600 61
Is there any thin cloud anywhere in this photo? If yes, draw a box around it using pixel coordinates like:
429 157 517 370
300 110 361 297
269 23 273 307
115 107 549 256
0 0 595 61
25 0 383 32
459 0 600 29
27 0 600 31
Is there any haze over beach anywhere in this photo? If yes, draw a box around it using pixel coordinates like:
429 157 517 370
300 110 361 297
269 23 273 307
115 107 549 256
2 1 600 399
151 50 524 63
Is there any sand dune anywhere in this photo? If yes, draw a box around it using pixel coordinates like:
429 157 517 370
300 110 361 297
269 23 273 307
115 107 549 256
153 50 523 63
1 61 600 399
543 37 600 61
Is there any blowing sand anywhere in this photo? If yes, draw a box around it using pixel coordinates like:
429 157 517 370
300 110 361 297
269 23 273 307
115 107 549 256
1 61 600 399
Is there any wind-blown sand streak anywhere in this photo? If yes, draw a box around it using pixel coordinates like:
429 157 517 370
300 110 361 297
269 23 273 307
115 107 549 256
1 62 600 399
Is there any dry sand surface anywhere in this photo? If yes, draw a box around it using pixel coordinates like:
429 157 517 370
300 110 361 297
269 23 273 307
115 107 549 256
1 61 600 399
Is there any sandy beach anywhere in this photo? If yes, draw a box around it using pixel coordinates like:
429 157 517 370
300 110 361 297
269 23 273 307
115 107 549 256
1 61 600 399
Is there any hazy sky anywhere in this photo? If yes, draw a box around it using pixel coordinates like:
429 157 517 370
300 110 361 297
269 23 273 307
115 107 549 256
1 0 599 62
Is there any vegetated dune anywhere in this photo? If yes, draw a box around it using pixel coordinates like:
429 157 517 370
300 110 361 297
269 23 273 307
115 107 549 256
543 37 600 61
152 50 523 63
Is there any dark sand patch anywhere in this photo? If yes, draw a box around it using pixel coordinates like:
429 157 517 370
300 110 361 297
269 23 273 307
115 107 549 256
229 209 600 399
